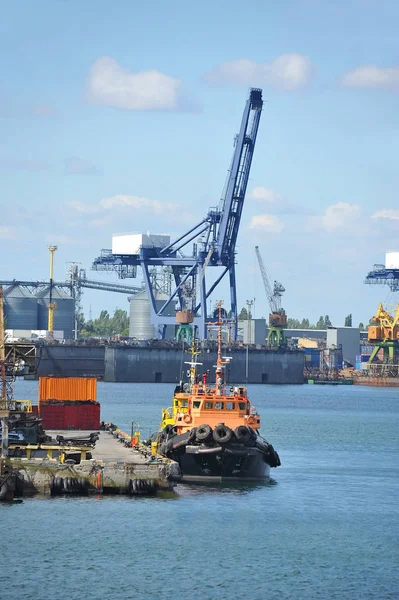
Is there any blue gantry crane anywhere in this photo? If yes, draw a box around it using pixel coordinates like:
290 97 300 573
364 263 399 292
92 88 263 339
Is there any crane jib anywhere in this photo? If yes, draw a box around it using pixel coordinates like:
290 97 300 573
216 88 263 263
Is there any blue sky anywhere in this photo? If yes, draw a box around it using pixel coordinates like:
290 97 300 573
1 0 398 326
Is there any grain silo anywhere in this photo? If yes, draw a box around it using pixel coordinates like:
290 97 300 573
36 286 75 339
129 289 176 340
3 285 38 330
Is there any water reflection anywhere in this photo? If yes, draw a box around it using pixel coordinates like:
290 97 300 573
176 477 277 496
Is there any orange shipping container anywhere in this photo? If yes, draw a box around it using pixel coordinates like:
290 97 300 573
39 377 97 402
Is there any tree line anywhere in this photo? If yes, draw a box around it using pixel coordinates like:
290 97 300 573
78 307 366 338
238 308 365 329
79 308 129 338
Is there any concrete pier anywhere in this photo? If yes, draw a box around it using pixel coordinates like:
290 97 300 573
2 429 181 498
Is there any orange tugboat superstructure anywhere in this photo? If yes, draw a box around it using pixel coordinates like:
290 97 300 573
155 302 281 481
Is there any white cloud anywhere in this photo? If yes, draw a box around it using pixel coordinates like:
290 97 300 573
249 186 311 216
250 187 283 203
309 202 363 231
341 66 399 92
99 194 179 213
371 209 399 220
205 54 314 91
249 214 284 232
86 57 187 111
68 194 180 219
68 200 100 214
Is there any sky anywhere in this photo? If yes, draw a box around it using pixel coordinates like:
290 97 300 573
1 0 398 327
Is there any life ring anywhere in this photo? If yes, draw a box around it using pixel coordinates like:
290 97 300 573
183 414 192 423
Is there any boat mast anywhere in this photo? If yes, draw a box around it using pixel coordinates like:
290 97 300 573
184 337 202 390
215 301 225 395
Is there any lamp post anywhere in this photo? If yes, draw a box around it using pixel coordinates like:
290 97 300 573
245 299 254 383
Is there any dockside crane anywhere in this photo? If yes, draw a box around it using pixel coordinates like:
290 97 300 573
255 246 287 347
91 88 264 339
367 303 399 370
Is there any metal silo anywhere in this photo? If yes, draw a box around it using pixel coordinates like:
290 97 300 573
129 289 175 340
3 285 38 330
36 286 75 339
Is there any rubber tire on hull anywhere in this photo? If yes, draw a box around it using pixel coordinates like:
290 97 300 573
213 424 233 444
234 425 252 445
0 482 9 501
196 424 213 442
187 428 197 443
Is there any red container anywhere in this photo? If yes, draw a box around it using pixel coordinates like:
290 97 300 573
40 401 100 430
40 403 65 429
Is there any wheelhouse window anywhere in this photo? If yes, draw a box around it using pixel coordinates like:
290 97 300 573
215 402 224 410
238 402 246 410
193 401 201 409
205 402 213 409
226 402 235 410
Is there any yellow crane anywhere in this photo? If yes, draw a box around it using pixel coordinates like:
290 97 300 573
47 245 58 337
367 302 399 365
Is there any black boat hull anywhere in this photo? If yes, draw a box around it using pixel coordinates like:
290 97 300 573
175 445 271 482
153 428 280 482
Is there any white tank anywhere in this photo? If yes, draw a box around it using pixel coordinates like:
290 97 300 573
129 289 175 340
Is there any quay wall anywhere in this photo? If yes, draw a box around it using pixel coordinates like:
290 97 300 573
36 345 105 379
34 344 305 384
105 346 305 384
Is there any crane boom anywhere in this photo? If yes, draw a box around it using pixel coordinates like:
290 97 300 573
255 246 277 313
216 89 263 264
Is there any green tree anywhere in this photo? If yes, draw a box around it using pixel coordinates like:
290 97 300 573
324 315 332 327
79 308 130 338
344 314 352 327
316 316 325 329
358 322 365 330
238 307 248 321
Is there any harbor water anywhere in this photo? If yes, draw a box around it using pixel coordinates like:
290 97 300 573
2 381 398 600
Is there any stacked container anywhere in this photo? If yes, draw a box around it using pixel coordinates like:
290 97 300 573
39 377 100 430
304 348 321 368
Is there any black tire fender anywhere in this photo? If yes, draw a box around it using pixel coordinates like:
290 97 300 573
213 425 233 444
234 425 252 445
0 482 9 501
196 424 212 442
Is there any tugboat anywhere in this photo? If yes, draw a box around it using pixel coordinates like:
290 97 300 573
153 302 281 481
